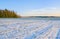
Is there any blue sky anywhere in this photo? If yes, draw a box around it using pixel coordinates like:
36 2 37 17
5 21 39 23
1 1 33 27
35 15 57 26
0 0 60 16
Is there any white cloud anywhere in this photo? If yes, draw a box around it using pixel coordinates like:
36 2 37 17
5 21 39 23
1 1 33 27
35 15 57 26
23 7 60 16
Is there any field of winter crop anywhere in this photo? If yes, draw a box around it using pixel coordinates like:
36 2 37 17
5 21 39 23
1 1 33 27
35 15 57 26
0 18 60 39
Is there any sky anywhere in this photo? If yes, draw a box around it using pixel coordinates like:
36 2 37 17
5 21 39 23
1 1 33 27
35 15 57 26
0 0 60 16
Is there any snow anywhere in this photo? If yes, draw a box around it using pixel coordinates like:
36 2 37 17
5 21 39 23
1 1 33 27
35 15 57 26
0 19 60 39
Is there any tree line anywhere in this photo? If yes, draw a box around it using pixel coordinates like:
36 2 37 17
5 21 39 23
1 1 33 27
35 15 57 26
0 9 21 18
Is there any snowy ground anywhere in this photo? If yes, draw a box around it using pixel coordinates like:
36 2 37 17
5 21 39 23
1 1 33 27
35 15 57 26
0 19 60 39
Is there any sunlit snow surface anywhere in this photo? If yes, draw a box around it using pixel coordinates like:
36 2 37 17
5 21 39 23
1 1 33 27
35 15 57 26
0 18 60 39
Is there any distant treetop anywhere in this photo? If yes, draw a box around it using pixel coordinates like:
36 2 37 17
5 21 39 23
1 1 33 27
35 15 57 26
0 9 21 18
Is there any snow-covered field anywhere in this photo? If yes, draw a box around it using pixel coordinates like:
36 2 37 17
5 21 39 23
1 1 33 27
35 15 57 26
0 18 60 39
